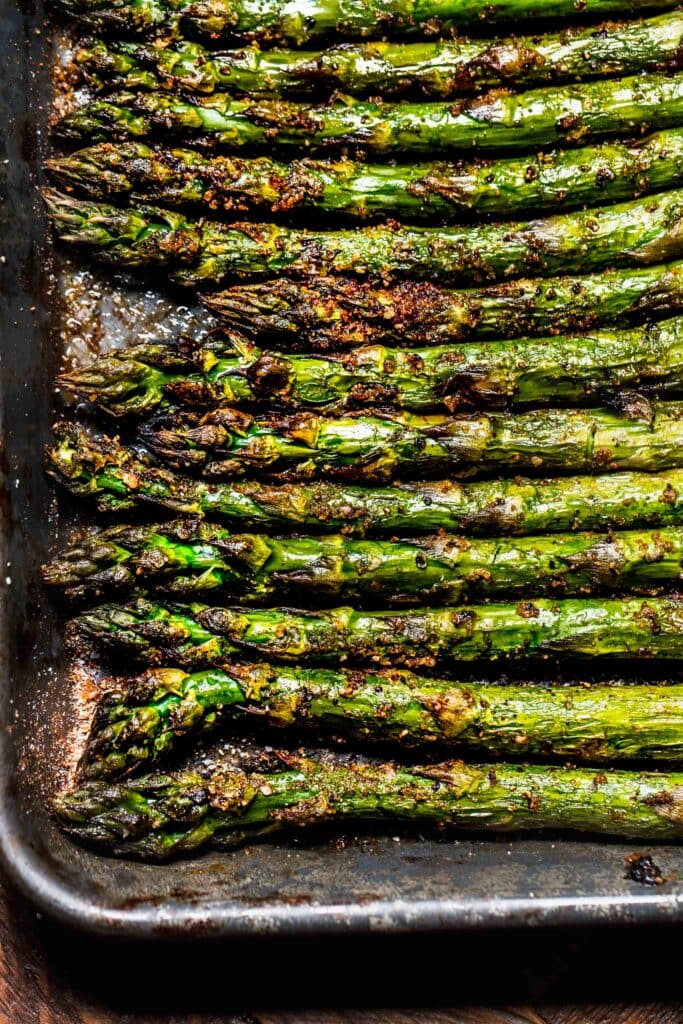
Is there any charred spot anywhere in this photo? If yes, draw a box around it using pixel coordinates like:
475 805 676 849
661 483 679 505
165 380 215 407
346 382 399 406
156 229 201 263
247 353 293 399
642 789 675 807
593 447 614 467
636 602 662 635
595 166 616 187
523 790 541 812
555 113 583 134
516 601 539 619
624 852 665 886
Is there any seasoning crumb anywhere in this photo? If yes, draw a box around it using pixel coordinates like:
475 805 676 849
624 852 665 886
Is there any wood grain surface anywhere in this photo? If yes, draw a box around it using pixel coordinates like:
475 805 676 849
2 868 681 1024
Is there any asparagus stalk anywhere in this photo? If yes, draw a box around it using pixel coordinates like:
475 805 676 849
85 664 683 778
56 754 683 858
75 594 683 668
54 755 683 858
45 129 683 222
55 320 683 417
41 519 683 604
75 15 683 99
138 401 683 483
53 72 683 154
41 188 683 287
205 264 683 348
51 0 683 46
45 421 683 536
90 663 683 777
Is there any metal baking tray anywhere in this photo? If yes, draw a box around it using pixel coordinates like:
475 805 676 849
3 0 683 940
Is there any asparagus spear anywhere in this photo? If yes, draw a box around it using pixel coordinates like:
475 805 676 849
56 753 683 858
41 188 683 287
205 264 683 348
75 594 683 668
75 14 683 99
45 421 683 537
45 129 683 222
41 519 683 604
55 320 683 417
54 755 683 858
51 0 683 46
85 664 683 778
53 72 683 154
139 401 683 483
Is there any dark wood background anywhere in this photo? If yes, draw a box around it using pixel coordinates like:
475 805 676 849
3 870 682 1024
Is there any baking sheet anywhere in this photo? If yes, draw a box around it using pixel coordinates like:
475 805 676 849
3 0 683 937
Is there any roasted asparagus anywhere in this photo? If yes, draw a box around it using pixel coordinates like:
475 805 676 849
55 321 683 416
54 754 683 858
46 422 683 537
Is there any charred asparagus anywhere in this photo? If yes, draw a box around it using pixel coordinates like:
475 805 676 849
54 73 683 154
75 14 683 99
53 0 683 44
55 754 683 858
46 422 683 537
42 188 683 287
42 519 683 604
55 321 683 417
45 129 683 221
84 663 683 778
205 266 683 348
138 402 683 483
75 594 683 668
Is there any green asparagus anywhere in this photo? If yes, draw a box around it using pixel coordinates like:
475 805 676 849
55 320 683 417
41 519 683 604
41 188 683 287
138 401 683 483
84 664 683 778
45 129 683 222
54 755 683 858
205 265 683 347
46 421 683 537
75 594 683 668
53 72 683 154
51 0 683 46
75 15 683 99
57 753 683 858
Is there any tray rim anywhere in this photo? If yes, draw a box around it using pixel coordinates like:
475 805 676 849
2 796 683 939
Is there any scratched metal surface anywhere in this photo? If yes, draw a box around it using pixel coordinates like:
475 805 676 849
2 0 683 939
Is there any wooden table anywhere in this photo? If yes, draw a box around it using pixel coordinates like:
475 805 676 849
2 870 681 1024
